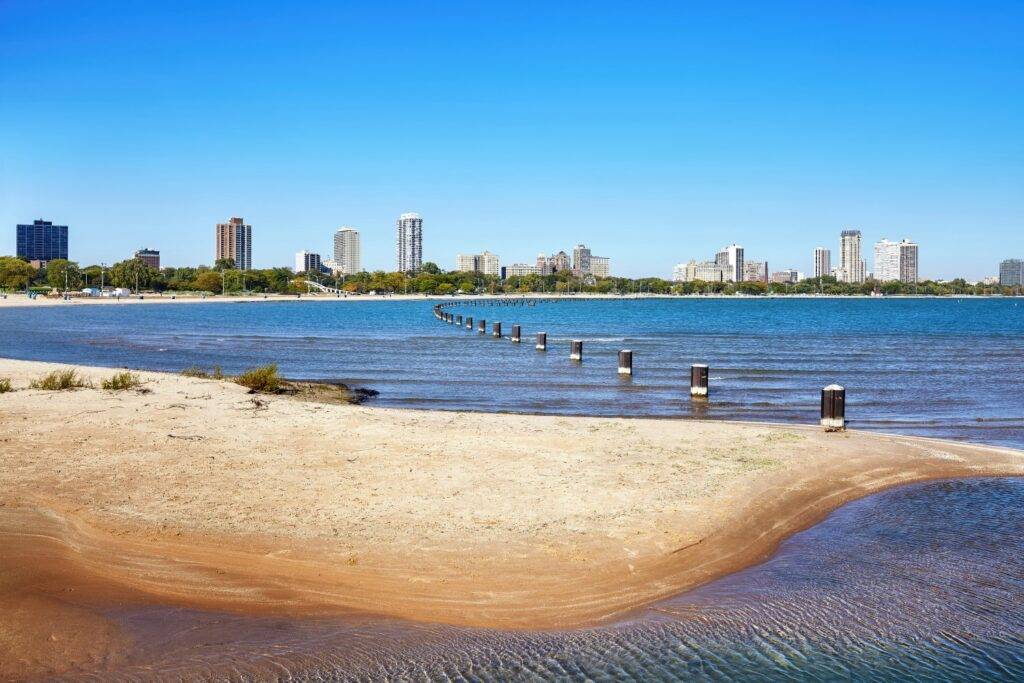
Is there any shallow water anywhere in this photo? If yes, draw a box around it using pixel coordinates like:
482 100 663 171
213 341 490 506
98 478 1024 681
2 297 1022 446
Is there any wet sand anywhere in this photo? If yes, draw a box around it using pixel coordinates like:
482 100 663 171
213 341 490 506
1 358 1022 679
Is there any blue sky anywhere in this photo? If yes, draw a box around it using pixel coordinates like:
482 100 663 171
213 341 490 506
1 1 1021 279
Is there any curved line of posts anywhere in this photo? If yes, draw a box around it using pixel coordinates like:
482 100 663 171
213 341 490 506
430 298 846 431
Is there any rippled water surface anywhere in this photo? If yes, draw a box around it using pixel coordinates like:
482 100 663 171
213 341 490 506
1 297 1022 445
105 478 1024 680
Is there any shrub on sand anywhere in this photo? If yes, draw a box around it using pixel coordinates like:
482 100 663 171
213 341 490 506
0 377 11 393
29 369 92 390
101 371 144 391
182 365 225 380
234 364 282 393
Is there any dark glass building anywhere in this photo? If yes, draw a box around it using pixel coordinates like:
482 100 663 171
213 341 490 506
16 219 68 262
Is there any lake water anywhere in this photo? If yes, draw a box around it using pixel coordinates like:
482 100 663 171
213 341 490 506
1 297 1022 446
2 297 1023 680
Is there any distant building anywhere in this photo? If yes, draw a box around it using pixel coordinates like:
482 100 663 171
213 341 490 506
1000 259 1023 287
572 244 592 276
590 255 611 278
771 269 802 284
295 251 322 274
502 263 540 278
743 260 768 283
673 260 728 283
455 251 500 276
396 212 423 273
838 229 865 284
874 239 919 283
134 248 160 270
536 250 571 275
16 219 68 264
333 227 361 275
216 217 252 270
715 244 744 282
813 247 831 279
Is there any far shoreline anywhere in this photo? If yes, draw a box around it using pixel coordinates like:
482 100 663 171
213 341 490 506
0 290 1018 308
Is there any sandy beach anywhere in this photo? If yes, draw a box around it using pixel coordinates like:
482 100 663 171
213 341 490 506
1 358 1023 678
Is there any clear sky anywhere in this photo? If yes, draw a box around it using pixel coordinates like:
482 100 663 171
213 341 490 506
1 1 1021 279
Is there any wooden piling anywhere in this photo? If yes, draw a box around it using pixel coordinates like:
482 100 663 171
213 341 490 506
690 364 709 399
570 340 583 361
618 350 633 375
536 332 547 350
820 384 846 431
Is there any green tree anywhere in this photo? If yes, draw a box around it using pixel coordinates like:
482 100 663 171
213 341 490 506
214 258 236 271
110 258 155 292
45 259 82 291
420 262 441 275
192 271 223 292
0 256 36 291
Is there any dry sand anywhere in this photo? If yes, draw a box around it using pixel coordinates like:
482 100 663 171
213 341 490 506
1 358 1022 678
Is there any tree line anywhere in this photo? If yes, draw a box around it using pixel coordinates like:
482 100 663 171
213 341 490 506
0 255 1017 297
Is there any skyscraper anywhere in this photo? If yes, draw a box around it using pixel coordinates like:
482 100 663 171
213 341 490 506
16 219 68 263
572 244 592 276
295 251 322 274
333 227 361 275
396 212 423 273
717 244 744 282
873 238 918 283
134 248 160 269
999 259 1023 287
813 247 831 279
838 229 865 284
216 217 252 270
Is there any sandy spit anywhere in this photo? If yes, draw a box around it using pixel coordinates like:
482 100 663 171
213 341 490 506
1 358 1022 678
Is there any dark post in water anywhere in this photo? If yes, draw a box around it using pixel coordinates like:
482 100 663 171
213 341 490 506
493 321 502 338
511 324 521 343
478 319 486 334
690 364 709 399
536 332 547 350
618 350 633 375
465 316 473 330
456 314 462 326
570 339 583 361
820 384 846 431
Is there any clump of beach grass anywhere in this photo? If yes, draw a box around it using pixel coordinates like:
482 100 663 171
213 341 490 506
181 365 225 380
101 371 145 392
234 364 282 393
29 369 92 391
0 378 12 393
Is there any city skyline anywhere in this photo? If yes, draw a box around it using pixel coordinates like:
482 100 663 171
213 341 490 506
2 3 1020 280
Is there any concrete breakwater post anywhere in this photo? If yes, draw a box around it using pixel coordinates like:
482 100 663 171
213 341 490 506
536 332 547 350
821 384 846 431
570 340 583 361
465 316 473 330
456 315 462 326
511 324 521 343
690 364 709 399
493 321 502 338
618 350 633 375
478 319 486 334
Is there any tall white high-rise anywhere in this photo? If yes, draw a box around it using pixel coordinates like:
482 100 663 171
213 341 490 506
717 244 744 282
875 238 919 283
839 230 865 283
333 227 361 275
813 247 831 279
396 212 423 273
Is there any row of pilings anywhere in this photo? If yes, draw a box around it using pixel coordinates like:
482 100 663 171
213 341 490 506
431 298 846 430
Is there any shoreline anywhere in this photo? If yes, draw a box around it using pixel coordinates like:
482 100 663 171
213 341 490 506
0 291 1016 308
2 358 1023 678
